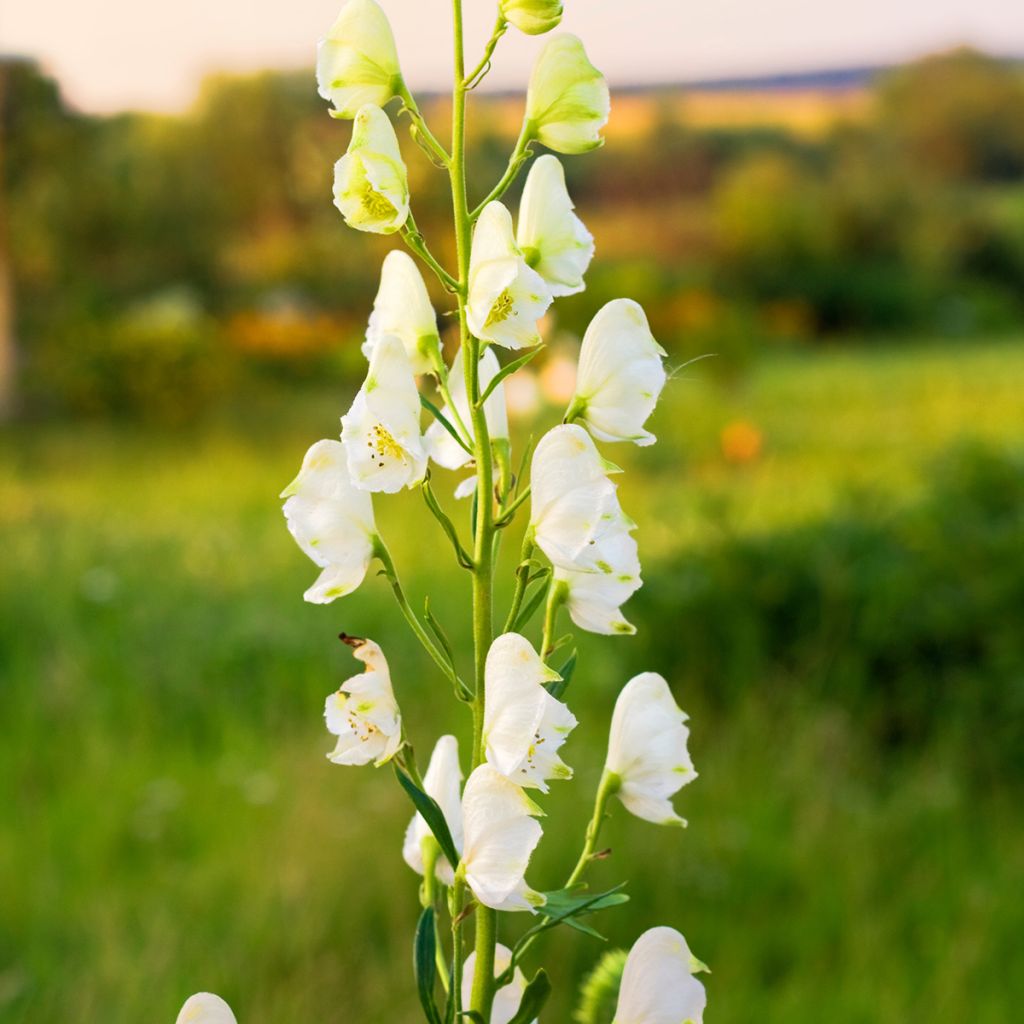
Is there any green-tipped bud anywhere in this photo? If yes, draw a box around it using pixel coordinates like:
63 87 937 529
501 0 563 35
525 34 610 154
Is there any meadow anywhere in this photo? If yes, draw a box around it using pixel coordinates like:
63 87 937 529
1 336 1022 1023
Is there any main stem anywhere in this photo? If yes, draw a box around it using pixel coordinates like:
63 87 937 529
449 1 498 1019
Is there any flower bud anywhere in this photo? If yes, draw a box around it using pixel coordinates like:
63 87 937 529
176 994 237 1024
364 250 441 374
463 944 535 1024
525 34 609 154
316 0 402 119
403 735 463 885
613 927 708 1024
501 0 563 36
333 104 409 234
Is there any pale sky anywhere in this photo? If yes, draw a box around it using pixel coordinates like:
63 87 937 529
3 0 1024 114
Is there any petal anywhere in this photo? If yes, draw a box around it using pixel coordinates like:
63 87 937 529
365 251 440 374
615 927 707 1024
176 993 238 1024
463 944 532 1024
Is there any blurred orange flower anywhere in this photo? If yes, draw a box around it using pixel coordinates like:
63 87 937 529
720 419 763 464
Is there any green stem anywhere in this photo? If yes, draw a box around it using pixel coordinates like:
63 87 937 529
401 215 460 293
397 81 452 168
463 15 508 89
421 842 451 994
469 120 533 221
540 578 567 660
502 535 536 633
565 770 621 888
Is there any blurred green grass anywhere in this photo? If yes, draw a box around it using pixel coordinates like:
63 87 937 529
1 337 1022 1023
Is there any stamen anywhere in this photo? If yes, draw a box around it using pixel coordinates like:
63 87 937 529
485 289 515 326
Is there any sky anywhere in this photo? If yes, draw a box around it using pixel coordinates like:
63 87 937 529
3 0 1024 114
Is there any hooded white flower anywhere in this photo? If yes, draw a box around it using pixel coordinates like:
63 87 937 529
466 202 551 350
175 993 237 1024
333 104 409 234
460 764 545 912
463 944 535 1024
605 673 696 826
500 0 562 35
424 346 509 471
363 251 441 374
529 423 633 573
555 530 642 636
613 927 708 1024
316 0 402 119
402 734 464 886
483 633 577 792
516 155 594 297
570 299 667 446
525 35 610 155
341 332 427 492
324 638 402 766
281 439 377 604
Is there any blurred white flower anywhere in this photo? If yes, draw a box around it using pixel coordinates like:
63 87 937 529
555 530 642 636
517 155 593 297
341 333 427 492
538 349 577 405
529 423 632 573
503 369 542 421
605 673 696 826
463 943 535 1024
466 202 551 349
280 439 377 604
613 926 708 1024
175 993 237 1024
403 734 463 885
460 764 545 912
484 633 576 792
570 299 667 446
333 104 409 234
364 251 441 374
316 0 402 119
500 0 562 36
525 35 610 154
324 638 403 767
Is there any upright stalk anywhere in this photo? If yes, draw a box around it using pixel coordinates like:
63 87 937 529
449 0 498 1018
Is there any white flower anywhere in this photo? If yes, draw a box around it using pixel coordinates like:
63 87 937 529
402 734 464 886
605 673 696 826
613 927 708 1024
516 155 594 297
341 332 427 492
324 638 402 766
463 943 535 1024
175 993 237 1024
364 251 441 374
280 439 377 604
460 764 545 912
525 35 610 155
500 0 562 35
333 104 409 234
316 0 402 119
424 346 509 471
466 202 551 350
483 633 577 792
570 299 667 446
529 423 633 573
555 531 642 636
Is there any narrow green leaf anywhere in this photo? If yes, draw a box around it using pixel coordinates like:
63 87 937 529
510 575 551 633
546 649 576 700
506 969 552 1024
414 907 442 1024
421 393 472 456
478 347 543 408
395 765 461 869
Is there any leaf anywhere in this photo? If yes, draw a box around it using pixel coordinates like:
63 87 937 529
510 576 551 633
477 347 543 408
414 907 442 1024
421 393 472 456
424 600 473 702
422 476 474 569
395 765 461 869
512 885 630 958
546 649 576 700
507 969 552 1024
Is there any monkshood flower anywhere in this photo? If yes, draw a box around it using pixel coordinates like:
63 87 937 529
424 346 509 472
403 734 463 885
483 632 577 792
459 764 546 912
525 35 610 154
341 332 427 492
363 250 441 374
555 530 642 636
568 299 667 446
529 423 633 573
280 439 377 604
500 0 562 36
175 993 237 1024
316 0 402 119
466 201 551 349
463 944 535 1024
605 673 696 826
333 104 409 234
516 154 594 297
324 638 402 766
613 927 709 1024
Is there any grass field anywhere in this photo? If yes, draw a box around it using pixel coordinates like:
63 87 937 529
1 338 1022 1023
